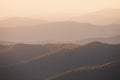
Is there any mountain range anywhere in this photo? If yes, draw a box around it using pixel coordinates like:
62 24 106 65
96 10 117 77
75 35 120 45
0 8 120 80
0 17 47 27
1 9 120 25
71 8 120 25
0 9 120 43
0 43 78 66
49 60 120 80
0 41 120 80
0 21 120 43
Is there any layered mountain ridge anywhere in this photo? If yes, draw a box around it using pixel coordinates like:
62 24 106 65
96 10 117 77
0 41 120 80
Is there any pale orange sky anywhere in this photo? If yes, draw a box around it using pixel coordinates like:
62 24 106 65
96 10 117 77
0 0 120 20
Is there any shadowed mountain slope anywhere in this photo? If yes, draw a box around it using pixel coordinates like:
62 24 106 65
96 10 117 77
49 60 120 80
0 42 120 80
0 43 79 66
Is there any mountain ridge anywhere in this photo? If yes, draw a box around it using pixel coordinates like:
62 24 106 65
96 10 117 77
0 21 120 43
48 60 120 80
0 41 120 80
71 8 120 25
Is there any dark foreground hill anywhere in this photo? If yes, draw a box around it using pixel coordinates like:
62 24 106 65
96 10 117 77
49 60 120 80
0 42 120 80
0 43 78 65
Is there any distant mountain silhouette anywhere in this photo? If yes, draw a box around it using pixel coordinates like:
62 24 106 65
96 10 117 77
0 42 119 80
75 35 120 45
0 17 47 27
71 8 120 25
0 21 120 43
49 60 120 80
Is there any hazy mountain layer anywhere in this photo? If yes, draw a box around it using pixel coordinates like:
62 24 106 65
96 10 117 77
0 21 120 43
72 9 120 25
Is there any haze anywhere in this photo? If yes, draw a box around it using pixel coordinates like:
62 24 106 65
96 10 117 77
0 0 120 21
0 0 120 43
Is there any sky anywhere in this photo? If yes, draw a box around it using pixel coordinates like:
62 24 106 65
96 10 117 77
0 0 120 20
0 0 120 43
